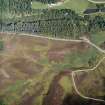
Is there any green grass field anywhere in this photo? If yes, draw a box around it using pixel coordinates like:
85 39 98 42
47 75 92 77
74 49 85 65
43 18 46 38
90 31 105 46
31 1 48 9
32 0 89 14
59 76 72 94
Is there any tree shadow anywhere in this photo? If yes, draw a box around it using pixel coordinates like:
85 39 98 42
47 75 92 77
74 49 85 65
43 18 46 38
62 94 105 105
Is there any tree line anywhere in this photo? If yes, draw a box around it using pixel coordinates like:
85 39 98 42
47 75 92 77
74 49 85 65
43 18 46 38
38 9 105 38
32 0 59 3
1 8 105 39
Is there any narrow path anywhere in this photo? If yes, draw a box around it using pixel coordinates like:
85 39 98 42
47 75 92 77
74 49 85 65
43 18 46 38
0 32 105 102
0 32 82 42
72 57 105 102
88 0 105 4
72 38 105 102
81 37 105 54
1 69 10 79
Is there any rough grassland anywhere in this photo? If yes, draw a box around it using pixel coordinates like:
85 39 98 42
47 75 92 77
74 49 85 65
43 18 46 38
74 59 105 99
0 33 103 105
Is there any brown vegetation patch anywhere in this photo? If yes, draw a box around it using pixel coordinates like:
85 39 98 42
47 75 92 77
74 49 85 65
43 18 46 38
16 35 49 47
48 41 90 62
21 85 44 105
9 57 43 76
43 71 71 105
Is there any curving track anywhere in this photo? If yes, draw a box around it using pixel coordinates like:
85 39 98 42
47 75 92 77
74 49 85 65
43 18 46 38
88 0 105 4
0 32 105 102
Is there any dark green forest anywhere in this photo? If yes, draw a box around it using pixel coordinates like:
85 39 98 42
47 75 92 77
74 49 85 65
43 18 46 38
32 0 59 3
0 0 105 39
38 10 105 38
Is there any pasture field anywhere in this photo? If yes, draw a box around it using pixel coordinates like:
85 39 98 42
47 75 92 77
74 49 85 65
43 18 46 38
32 0 90 14
31 1 48 9
89 31 105 52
